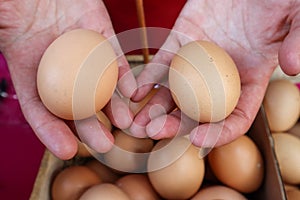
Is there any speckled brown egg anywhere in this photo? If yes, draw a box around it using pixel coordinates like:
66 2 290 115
37 29 118 120
169 40 241 122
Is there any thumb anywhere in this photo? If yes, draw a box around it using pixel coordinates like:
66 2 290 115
279 13 300 76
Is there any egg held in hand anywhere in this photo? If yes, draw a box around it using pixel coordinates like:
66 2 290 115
169 40 241 122
37 29 118 120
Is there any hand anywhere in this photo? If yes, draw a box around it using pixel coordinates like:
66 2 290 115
130 0 300 147
0 0 136 159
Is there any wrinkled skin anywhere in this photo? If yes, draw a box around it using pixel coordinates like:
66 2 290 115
0 0 136 160
130 0 300 148
2 0 300 160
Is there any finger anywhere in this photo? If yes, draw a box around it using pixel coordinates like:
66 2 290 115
279 12 300 76
189 77 270 148
103 92 134 130
83 0 137 98
129 86 177 138
21 97 78 160
132 31 182 102
146 110 199 140
75 115 114 153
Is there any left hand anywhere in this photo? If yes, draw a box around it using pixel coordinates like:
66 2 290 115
130 0 300 147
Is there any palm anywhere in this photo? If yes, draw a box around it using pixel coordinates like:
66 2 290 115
0 0 131 159
132 0 300 147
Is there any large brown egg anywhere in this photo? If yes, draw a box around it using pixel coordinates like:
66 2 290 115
37 29 118 120
169 40 240 122
263 79 300 132
103 129 154 173
79 183 130 200
208 135 264 193
115 174 161 200
191 185 247 200
85 159 120 183
272 133 300 184
147 137 205 199
51 165 101 200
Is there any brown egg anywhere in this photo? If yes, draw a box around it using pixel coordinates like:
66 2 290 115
147 137 205 199
116 174 161 200
51 165 101 200
284 183 299 192
288 122 300 138
169 40 241 122
286 189 300 200
208 135 264 193
76 139 93 157
37 29 118 120
79 183 130 200
96 110 112 131
85 159 120 183
272 133 300 185
103 129 154 173
191 185 247 200
263 79 300 132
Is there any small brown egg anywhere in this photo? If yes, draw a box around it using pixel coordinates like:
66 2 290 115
284 183 299 192
76 139 93 157
79 183 130 200
169 40 241 122
191 185 247 200
286 189 300 200
51 165 101 200
208 135 264 193
103 129 154 173
147 137 205 199
263 79 300 132
288 122 300 138
96 110 112 131
115 174 161 200
85 159 120 183
37 29 118 120
272 133 300 185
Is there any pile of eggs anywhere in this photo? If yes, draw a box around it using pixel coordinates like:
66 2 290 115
51 130 264 200
263 78 300 199
37 29 267 199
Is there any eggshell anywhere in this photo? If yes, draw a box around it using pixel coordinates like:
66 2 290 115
263 79 300 132
103 129 154 173
191 185 247 200
115 174 161 200
272 133 300 184
51 165 101 200
169 40 241 122
85 159 120 183
96 110 112 131
147 137 205 199
79 183 130 200
208 135 264 193
288 121 300 138
286 189 300 200
37 29 118 120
